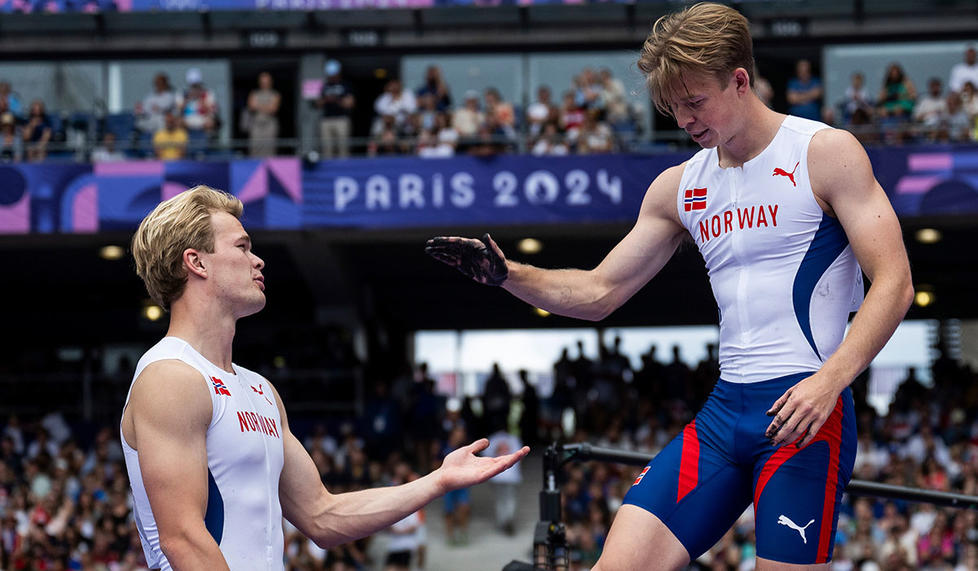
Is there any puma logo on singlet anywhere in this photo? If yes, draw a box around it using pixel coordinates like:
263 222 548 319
251 383 274 406
772 161 800 187
778 514 815 543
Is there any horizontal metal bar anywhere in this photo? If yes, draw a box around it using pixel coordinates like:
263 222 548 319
560 443 978 510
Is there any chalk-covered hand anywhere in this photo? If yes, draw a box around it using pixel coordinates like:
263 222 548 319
425 233 509 286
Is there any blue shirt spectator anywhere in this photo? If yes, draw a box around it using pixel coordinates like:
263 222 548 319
786 59 823 121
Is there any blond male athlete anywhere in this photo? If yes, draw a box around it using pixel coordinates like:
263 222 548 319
426 3 912 569
122 185 528 570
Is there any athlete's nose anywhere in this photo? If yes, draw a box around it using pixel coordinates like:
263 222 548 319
674 108 695 129
252 252 265 270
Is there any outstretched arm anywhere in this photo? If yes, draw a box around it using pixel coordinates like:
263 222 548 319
426 164 688 321
273 384 528 548
766 128 913 448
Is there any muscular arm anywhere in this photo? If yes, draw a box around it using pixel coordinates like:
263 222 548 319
124 360 230 570
503 165 686 320
432 165 687 321
272 384 526 548
766 128 913 447
811 128 913 388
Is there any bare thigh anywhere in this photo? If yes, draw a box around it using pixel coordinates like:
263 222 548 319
591 504 689 571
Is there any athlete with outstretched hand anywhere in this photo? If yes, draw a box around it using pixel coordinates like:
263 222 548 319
426 3 912 569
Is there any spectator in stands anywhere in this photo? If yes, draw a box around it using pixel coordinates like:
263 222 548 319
913 78 949 140
573 68 604 112
178 67 219 145
877 62 917 124
559 90 586 146
842 71 874 126
246 71 280 158
152 111 187 160
599 68 629 126
0 111 22 162
942 91 972 142
526 85 558 140
367 115 403 157
452 90 484 139
416 92 439 135
135 73 176 137
373 79 417 137
90 132 126 162
577 109 615 154
484 87 516 134
960 81 978 120
949 45 978 94
435 112 459 156
22 99 52 162
417 125 456 158
531 122 569 156
317 59 355 159
0 81 22 118
416 65 452 112
786 58 823 121
415 128 439 157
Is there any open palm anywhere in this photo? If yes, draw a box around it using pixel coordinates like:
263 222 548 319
438 438 530 492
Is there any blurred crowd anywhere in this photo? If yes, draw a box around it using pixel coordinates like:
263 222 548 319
350 64 637 159
4 43 973 165
0 60 639 164
781 46 978 145
3 329 978 570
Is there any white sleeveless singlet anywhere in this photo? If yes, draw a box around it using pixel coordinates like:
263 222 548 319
121 337 285 570
676 116 864 384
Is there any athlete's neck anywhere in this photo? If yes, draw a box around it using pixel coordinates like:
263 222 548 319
717 103 786 169
166 296 237 373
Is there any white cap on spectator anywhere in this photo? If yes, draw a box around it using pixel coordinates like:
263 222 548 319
324 60 341 76
186 68 203 85
464 90 479 100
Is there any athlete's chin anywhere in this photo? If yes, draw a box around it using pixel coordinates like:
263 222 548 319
238 296 267 318
695 136 719 149
689 133 717 149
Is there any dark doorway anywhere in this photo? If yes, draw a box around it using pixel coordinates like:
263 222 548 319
329 53 402 141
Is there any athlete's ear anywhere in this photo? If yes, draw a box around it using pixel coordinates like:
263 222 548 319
184 248 207 278
733 67 751 95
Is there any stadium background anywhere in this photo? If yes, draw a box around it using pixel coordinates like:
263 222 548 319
3 0 978 569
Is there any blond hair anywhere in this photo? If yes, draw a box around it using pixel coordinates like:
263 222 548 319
131 185 243 310
638 2 754 117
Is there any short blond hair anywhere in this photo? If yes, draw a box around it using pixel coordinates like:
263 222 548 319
132 185 243 310
638 2 754 117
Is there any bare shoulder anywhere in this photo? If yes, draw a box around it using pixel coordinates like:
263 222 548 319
808 127 877 203
639 162 688 225
128 359 212 424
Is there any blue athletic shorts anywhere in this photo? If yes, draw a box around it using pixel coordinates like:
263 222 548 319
622 372 856 564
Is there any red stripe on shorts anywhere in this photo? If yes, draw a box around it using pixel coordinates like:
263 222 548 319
816 397 845 563
753 441 801 509
677 420 699 503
